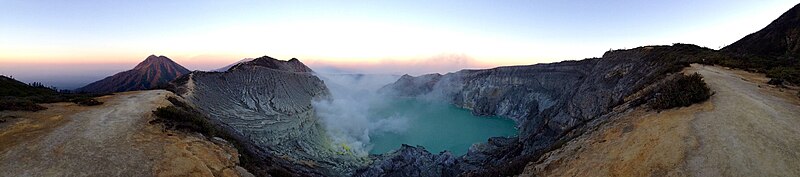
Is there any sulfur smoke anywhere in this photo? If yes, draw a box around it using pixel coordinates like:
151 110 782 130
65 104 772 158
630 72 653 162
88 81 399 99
312 74 406 155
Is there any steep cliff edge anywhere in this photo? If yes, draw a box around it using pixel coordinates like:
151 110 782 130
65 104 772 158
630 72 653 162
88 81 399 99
374 44 703 176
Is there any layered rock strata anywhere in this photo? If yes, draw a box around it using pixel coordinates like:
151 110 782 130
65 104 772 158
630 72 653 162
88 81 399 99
169 56 366 176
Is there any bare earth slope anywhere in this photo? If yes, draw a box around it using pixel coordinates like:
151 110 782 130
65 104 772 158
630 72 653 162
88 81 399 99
526 64 800 177
0 90 249 177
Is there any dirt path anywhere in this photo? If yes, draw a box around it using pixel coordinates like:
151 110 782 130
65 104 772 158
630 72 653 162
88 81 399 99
0 90 248 177
686 65 800 177
525 65 800 177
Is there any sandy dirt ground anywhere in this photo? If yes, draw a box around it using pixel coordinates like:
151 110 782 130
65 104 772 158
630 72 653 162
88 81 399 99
0 90 250 177
524 64 800 177
686 64 800 177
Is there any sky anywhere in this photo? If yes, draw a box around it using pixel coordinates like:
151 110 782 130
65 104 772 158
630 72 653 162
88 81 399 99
0 0 798 89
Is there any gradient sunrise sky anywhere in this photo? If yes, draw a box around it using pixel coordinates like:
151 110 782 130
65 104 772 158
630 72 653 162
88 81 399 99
0 0 798 89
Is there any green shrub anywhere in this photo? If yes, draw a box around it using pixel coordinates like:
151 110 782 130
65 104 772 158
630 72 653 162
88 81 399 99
649 73 712 109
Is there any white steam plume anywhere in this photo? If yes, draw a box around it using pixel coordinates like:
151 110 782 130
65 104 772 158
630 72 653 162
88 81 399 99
312 74 406 155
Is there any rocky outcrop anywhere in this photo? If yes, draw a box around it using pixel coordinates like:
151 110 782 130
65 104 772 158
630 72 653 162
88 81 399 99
375 45 695 176
76 55 190 93
213 58 254 72
169 57 367 176
356 145 458 177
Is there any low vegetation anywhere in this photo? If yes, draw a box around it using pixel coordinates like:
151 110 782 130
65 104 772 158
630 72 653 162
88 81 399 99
151 97 217 136
648 73 712 110
0 98 46 111
631 43 800 85
0 75 105 111
688 48 800 85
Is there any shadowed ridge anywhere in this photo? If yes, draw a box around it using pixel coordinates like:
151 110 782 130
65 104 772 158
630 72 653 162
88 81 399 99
722 3 800 57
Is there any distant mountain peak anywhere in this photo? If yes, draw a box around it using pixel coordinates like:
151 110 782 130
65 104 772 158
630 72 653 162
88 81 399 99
76 55 190 93
228 56 314 73
134 55 181 70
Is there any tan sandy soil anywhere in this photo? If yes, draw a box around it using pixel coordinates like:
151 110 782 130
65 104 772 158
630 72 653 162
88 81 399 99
0 90 251 177
523 64 800 177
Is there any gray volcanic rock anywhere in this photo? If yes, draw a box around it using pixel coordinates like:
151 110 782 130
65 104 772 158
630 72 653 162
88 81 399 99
76 55 190 93
213 58 254 72
375 45 695 176
380 74 443 97
356 145 458 177
169 57 367 176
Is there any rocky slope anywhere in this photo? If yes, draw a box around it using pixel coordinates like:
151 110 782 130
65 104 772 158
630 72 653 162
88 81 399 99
168 56 367 176
76 55 190 93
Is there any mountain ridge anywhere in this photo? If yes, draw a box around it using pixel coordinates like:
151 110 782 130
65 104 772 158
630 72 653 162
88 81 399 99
723 3 800 58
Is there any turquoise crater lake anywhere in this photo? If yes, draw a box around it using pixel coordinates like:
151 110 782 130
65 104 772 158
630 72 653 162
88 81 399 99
368 98 517 155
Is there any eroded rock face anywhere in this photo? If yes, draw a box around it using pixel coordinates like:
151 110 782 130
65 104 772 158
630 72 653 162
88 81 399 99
169 57 367 176
375 45 692 176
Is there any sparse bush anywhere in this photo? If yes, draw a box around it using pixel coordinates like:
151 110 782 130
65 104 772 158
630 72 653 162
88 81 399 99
151 97 217 136
649 73 712 109
767 78 785 86
766 67 800 85
152 106 217 136
71 97 103 106
664 62 691 73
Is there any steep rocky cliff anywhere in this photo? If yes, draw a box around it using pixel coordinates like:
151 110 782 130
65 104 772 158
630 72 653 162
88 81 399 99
169 56 367 176
374 45 697 176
